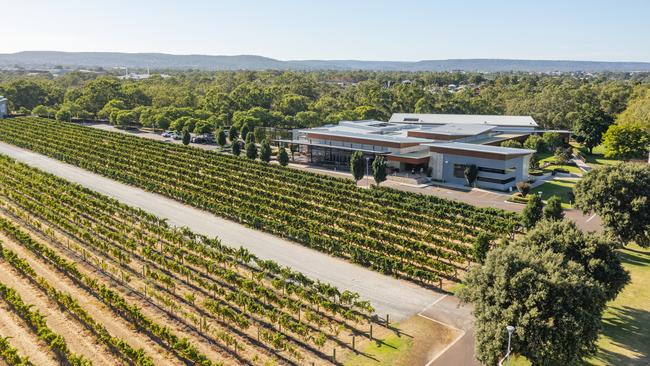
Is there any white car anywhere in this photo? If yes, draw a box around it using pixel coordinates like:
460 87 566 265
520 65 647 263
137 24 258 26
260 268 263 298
161 132 172 138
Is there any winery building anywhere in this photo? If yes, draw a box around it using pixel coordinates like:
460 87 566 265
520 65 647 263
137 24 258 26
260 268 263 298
281 113 550 191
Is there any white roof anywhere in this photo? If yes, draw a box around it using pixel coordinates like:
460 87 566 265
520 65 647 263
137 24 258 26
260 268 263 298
390 113 538 128
421 124 495 136
308 129 432 144
425 142 535 155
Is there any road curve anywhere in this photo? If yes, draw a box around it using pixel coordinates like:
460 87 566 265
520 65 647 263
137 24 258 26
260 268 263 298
0 141 442 320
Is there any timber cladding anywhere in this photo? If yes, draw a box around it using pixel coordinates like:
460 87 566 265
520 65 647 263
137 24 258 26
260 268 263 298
427 145 530 161
306 133 422 148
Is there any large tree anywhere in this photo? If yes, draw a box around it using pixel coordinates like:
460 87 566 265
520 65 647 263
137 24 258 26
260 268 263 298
459 243 606 365
350 151 365 182
573 109 611 154
574 163 650 247
519 220 629 301
602 123 650 160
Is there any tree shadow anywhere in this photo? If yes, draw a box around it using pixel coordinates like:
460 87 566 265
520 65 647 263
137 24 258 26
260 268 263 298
589 305 650 365
618 249 650 266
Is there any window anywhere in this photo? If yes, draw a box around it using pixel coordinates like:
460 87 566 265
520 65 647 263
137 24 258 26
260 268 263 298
403 118 419 122
478 166 518 175
477 176 516 184
478 166 506 174
453 164 466 178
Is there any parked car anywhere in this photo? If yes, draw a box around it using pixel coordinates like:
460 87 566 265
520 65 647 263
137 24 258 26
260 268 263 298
172 133 181 140
192 134 214 144
161 131 172 138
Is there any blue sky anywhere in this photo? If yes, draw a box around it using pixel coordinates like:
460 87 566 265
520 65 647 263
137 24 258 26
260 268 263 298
4 0 649 62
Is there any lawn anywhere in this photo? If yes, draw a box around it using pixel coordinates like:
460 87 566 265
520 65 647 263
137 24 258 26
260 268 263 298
530 178 577 208
586 244 650 365
573 143 622 168
509 244 650 366
537 151 584 175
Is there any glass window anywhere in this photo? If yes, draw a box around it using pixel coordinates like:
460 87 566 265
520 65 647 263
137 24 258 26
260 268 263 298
453 164 466 178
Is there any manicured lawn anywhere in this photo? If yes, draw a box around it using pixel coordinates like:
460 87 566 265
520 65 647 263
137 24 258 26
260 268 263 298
537 151 584 175
586 244 650 365
510 245 650 366
530 179 577 208
574 143 622 168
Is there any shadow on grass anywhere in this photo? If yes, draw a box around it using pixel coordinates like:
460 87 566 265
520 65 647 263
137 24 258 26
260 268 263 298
619 249 650 267
590 306 650 365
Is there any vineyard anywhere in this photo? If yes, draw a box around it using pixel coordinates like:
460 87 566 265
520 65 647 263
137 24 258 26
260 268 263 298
0 154 380 365
0 117 519 284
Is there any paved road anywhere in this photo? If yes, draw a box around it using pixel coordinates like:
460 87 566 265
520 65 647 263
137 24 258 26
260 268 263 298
0 141 441 321
419 296 481 366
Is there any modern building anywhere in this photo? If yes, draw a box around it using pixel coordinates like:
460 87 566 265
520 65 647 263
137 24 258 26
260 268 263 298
0 96 8 118
279 113 558 191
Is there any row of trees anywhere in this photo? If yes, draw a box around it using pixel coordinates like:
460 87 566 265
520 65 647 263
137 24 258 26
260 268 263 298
1 71 648 142
461 162 649 364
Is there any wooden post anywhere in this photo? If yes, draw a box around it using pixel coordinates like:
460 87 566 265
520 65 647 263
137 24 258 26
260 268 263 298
332 347 336 362
386 314 389 327
352 335 356 351
370 323 373 338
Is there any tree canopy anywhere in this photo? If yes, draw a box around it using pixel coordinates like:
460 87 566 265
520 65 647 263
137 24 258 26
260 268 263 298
459 220 628 365
350 151 365 182
574 163 650 247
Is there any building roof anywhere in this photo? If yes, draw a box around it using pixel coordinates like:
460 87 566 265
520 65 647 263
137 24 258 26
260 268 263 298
425 142 535 156
389 113 539 128
307 129 432 144
420 124 495 136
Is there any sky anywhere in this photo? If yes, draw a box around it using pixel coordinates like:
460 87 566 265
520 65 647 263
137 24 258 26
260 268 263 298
3 0 650 62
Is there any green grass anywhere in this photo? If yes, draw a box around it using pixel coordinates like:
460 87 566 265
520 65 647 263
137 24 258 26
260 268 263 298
506 245 650 366
537 151 584 175
530 179 577 208
586 245 650 365
344 333 412 366
574 143 622 168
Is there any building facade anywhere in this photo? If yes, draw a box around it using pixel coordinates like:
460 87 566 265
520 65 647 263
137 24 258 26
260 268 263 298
280 113 546 191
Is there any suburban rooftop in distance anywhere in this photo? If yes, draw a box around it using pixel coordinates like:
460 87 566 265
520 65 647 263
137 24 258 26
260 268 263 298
389 113 539 128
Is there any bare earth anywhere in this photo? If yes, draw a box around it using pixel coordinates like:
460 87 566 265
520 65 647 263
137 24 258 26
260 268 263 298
0 301 58 366
0 230 185 366
0 260 117 365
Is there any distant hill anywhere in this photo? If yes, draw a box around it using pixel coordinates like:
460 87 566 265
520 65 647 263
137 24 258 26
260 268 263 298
1 51 650 72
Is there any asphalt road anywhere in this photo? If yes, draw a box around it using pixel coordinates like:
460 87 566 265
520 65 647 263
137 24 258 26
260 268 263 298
0 141 442 321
